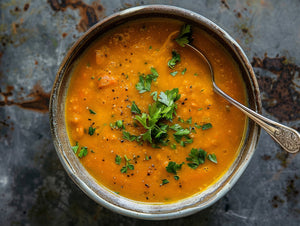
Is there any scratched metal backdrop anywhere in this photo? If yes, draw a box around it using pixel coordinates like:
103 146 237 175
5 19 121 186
0 0 299 225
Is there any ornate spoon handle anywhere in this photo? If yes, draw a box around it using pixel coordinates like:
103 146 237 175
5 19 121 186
214 85 300 153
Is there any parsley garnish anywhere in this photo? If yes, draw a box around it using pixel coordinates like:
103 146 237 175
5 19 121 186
170 124 193 146
131 101 141 114
168 51 181 69
181 68 187 75
78 147 88 158
120 155 134 173
135 67 159 93
89 109 96 114
72 142 79 154
166 161 184 175
110 120 125 130
175 24 193 47
202 123 213 130
115 155 122 165
170 71 178 76
208 153 217 164
88 126 96 135
133 88 181 146
123 131 139 142
194 122 213 130
186 148 207 169
161 179 169 185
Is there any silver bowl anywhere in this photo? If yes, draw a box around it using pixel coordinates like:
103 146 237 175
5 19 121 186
49 5 261 220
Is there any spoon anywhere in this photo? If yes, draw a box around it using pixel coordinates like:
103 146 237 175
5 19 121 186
186 43 300 154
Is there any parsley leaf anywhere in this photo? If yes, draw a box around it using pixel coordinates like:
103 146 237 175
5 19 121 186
208 153 217 164
202 123 213 130
78 147 88 158
135 67 159 93
72 142 79 154
186 148 207 169
120 155 134 173
131 101 141 114
166 161 184 174
181 68 187 75
168 51 181 69
88 126 96 135
170 71 178 76
175 24 193 47
161 179 169 185
115 155 122 165
111 120 125 130
89 109 96 114
123 131 139 141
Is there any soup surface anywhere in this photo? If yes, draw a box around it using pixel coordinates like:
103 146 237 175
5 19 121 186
65 18 247 203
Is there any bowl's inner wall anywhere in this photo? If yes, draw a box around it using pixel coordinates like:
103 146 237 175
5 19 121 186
51 6 261 218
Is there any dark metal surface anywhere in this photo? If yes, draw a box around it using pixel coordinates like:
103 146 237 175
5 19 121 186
0 0 299 225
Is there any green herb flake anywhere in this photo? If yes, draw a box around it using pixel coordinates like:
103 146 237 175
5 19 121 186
166 161 184 175
135 67 159 93
115 155 122 165
131 101 141 114
78 147 88 158
175 24 193 47
194 73 198 76
208 153 217 164
170 143 177 149
181 68 187 75
149 45 152 49
88 126 96 136
120 155 135 173
72 142 79 154
123 131 139 142
202 123 212 130
161 179 169 185
170 71 178 76
186 148 207 169
186 117 192 124
174 175 180 180
168 51 181 69
89 109 96 114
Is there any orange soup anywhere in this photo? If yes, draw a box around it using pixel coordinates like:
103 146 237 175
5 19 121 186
65 18 247 203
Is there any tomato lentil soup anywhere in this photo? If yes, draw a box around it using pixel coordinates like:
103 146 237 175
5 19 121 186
65 18 247 203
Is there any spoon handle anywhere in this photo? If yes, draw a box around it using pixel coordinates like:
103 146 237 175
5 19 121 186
213 84 300 154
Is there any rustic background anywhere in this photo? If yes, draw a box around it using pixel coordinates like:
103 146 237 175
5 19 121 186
0 0 299 225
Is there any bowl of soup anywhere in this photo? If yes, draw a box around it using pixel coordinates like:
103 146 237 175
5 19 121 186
49 5 261 220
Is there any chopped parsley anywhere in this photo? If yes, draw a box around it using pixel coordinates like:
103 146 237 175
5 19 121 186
186 148 218 168
202 123 213 130
170 71 178 76
78 147 88 158
89 109 96 114
110 120 125 130
186 148 206 169
161 179 169 185
168 51 181 69
120 155 134 173
115 155 122 165
88 126 96 135
72 142 79 154
131 101 141 114
175 24 193 47
194 122 213 130
166 161 184 175
181 68 187 75
208 153 218 164
135 67 159 93
123 131 139 142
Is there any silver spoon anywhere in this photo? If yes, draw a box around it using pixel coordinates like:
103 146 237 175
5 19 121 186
186 43 300 154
